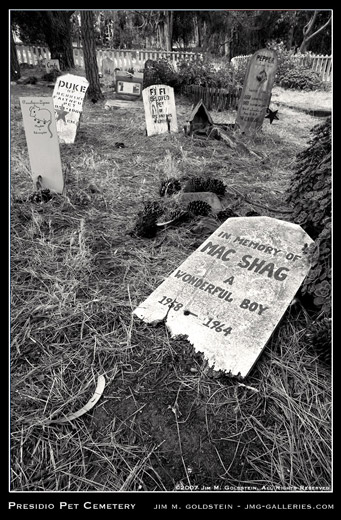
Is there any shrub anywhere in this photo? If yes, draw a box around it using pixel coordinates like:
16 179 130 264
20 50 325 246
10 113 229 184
286 117 331 317
279 66 324 90
142 59 179 90
177 57 234 89
232 58 249 87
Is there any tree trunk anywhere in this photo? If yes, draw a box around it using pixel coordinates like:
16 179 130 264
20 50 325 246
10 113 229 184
10 30 20 81
286 11 296 50
80 11 103 102
162 11 173 51
42 11 75 70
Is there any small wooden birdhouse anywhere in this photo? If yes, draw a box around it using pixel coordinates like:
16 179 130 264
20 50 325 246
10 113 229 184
185 99 214 135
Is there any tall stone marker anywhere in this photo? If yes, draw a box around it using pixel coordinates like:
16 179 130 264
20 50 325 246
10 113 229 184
235 48 278 133
133 217 313 378
142 84 178 136
20 97 64 193
52 73 89 143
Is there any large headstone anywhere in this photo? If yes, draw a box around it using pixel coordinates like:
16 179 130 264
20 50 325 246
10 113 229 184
142 84 178 136
20 97 64 193
235 49 278 133
133 216 313 378
52 74 89 144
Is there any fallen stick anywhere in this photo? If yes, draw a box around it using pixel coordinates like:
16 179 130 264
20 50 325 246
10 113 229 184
229 186 293 215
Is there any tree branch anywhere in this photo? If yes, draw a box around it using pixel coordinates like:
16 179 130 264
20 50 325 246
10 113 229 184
305 15 331 43
303 10 317 36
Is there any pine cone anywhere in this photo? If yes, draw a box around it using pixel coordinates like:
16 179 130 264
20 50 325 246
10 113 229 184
28 189 53 203
245 210 261 216
187 200 211 216
159 178 181 197
183 177 226 198
217 208 239 221
131 200 162 238
144 200 163 216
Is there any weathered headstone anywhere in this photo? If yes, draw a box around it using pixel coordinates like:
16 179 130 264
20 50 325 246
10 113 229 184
101 57 116 76
235 48 278 133
20 97 64 193
45 59 60 74
133 216 313 378
52 73 89 144
142 84 178 136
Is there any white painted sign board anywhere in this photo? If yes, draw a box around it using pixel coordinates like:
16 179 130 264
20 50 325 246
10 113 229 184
235 48 278 132
142 84 178 136
133 217 313 378
20 97 64 193
52 73 89 144
45 59 60 73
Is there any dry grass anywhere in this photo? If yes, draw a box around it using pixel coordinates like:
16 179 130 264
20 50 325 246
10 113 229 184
271 85 332 114
10 73 332 492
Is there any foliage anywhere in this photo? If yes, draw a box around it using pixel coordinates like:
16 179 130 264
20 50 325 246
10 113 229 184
301 220 331 316
304 315 331 364
142 59 179 89
177 58 234 89
279 66 324 90
232 58 249 86
287 117 331 316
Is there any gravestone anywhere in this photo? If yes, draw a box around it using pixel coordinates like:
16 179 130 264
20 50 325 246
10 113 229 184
52 73 89 143
116 71 143 100
133 216 313 378
20 97 64 193
45 59 60 74
235 49 278 133
142 84 178 136
101 57 116 76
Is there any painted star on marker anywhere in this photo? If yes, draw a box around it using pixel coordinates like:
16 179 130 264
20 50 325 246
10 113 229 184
55 105 69 122
265 108 279 124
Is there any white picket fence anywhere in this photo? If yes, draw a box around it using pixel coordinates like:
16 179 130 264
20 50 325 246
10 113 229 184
15 44 201 72
231 53 332 82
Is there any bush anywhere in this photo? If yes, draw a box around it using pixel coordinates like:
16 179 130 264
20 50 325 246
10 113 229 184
142 59 179 90
177 57 234 89
286 117 331 317
232 59 249 87
279 66 324 90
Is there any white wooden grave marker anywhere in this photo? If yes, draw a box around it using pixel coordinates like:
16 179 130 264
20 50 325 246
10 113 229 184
142 84 178 136
236 48 278 132
52 73 89 144
20 97 64 193
134 217 313 378
45 59 60 73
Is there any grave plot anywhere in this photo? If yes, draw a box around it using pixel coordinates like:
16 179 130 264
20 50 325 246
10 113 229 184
134 216 313 378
